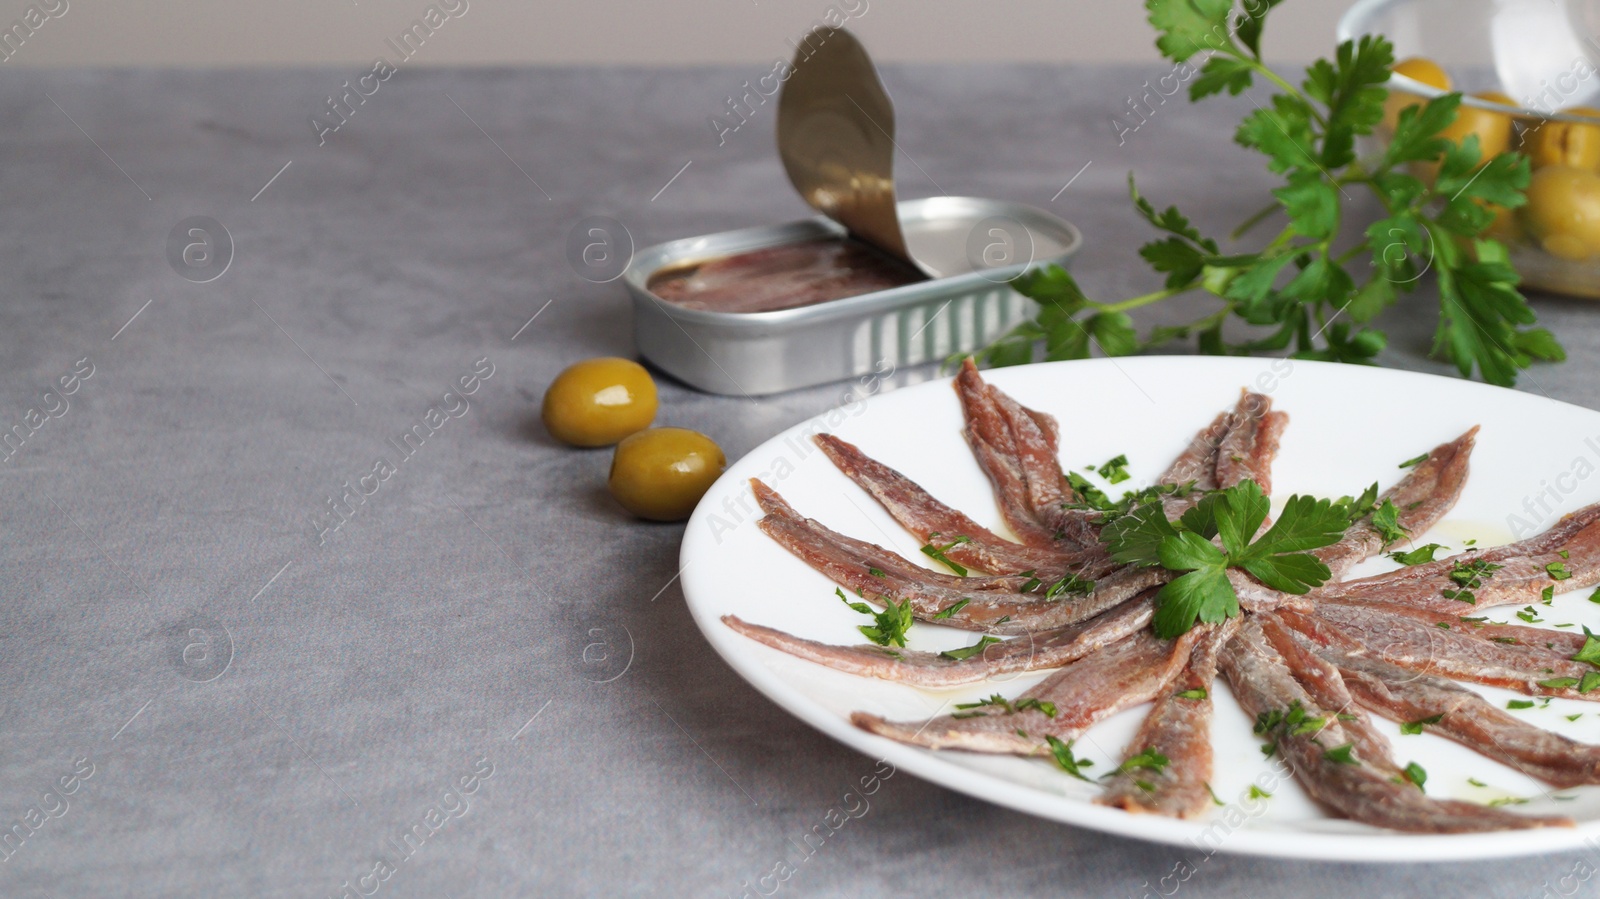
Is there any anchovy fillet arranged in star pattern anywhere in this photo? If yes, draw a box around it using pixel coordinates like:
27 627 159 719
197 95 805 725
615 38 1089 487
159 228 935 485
1213 391 1288 499
852 628 1201 754
1318 501 1600 614
955 360 1095 549
753 473 1155 635
813 433 1068 576
1097 618 1238 818
1320 645 1600 788
721 595 1156 688
1308 602 1600 701
718 362 1600 834
1220 619 1569 832
1257 613 1397 767
1313 429 1478 579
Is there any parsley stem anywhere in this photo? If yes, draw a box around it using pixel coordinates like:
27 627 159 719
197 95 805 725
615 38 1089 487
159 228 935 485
1098 282 1197 314
1236 53 1328 128
1333 245 1366 266
1230 203 1282 241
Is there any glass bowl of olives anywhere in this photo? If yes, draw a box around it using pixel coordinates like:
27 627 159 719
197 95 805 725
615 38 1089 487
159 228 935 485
1340 0 1600 297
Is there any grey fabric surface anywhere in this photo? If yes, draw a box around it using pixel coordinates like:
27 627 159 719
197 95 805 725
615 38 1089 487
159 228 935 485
3 63 1599 898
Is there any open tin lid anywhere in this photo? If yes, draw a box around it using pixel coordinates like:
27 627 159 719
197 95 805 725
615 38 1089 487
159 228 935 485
776 27 1077 278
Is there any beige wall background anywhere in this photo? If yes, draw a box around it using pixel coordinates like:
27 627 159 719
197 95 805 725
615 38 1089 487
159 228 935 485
0 0 1360 67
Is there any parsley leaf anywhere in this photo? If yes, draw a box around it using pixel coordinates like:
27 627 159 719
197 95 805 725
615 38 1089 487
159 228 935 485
940 635 1002 661
1092 453 1133 485
1389 543 1445 565
1112 479 1349 637
920 535 971 577
1368 499 1408 547
1400 713 1444 735
1113 748 1171 776
1572 628 1600 667
1101 500 1181 567
970 10 1559 390
837 589 914 647
1046 736 1095 781
1323 743 1358 765
1403 761 1428 793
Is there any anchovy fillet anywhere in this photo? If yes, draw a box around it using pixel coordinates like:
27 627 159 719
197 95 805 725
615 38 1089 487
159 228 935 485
721 596 1155 688
852 629 1200 753
1097 619 1238 818
1319 501 1600 614
1220 619 1569 832
1314 429 1478 579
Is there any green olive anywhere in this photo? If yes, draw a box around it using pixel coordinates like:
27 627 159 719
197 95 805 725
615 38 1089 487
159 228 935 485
1382 57 1452 133
1522 164 1600 260
1413 91 1516 185
541 357 657 447
1443 96 1514 158
1523 106 1600 171
609 428 726 521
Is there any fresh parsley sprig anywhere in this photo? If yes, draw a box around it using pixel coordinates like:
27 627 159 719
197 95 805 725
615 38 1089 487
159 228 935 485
1101 479 1349 638
967 0 1562 387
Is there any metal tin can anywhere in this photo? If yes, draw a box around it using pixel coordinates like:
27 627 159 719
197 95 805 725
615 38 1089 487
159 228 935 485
625 196 1083 396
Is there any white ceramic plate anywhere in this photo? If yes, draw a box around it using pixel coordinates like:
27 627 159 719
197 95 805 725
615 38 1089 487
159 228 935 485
680 357 1600 860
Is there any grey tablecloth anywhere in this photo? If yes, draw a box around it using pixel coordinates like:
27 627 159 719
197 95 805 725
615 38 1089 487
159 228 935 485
4 63 1600 899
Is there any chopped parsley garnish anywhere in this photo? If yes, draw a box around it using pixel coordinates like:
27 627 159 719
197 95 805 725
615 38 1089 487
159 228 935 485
1017 570 1042 593
1488 796 1529 807
1543 586 1555 605
1469 778 1488 787
1583 672 1600 694
1399 452 1431 469
1112 748 1171 776
1102 480 1350 637
1569 714 1584 722
1176 688 1208 700
837 589 914 647
1046 736 1094 781
1506 699 1535 710
1205 782 1225 807
868 567 886 578
920 534 972 576
1253 701 1331 756
932 598 970 620
1248 784 1272 800
1091 454 1133 485
1442 557 1503 604
1388 543 1445 566
953 694 1058 719
1369 499 1408 547
1572 627 1600 667
1538 677 1579 689
1402 762 1427 792
1547 561 1573 581
1323 743 1358 765
1591 587 1600 605
1517 607 1542 624
1042 572 1096 600
940 635 1002 661
1399 713 1444 735
1064 471 1113 511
